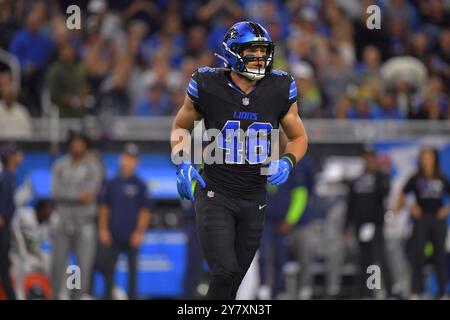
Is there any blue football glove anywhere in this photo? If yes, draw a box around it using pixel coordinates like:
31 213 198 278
176 162 206 200
267 158 293 186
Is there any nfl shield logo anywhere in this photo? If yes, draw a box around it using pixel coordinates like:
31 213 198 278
242 97 250 106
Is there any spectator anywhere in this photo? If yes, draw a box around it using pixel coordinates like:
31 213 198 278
0 0 19 51
407 32 430 63
357 45 382 84
394 147 450 299
97 143 151 300
9 7 53 114
96 55 132 117
265 17 289 71
137 55 181 100
134 84 172 117
51 132 103 299
319 45 356 117
185 25 208 59
178 57 199 91
196 0 242 25
0 85 32 139
123 0 160 31
420 96 447 120
140 13 185 67
380 56 428 116
291 61 322 118
386 0 419 32
0 142 23 300
388 17 409 57
86 0 123 44
430 28 450 92
347 97 373 120
81 36 111 99
123 20 148 64
46 42 90 118
335 95 353 119
371 91 405 120
326 4 355 67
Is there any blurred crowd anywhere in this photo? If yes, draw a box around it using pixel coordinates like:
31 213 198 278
0 0 449 133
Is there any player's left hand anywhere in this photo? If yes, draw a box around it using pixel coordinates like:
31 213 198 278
268 158 292 186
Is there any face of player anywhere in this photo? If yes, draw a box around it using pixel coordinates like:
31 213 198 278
241 46 267 70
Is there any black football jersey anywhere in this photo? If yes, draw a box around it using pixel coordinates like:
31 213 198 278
186 67 298 195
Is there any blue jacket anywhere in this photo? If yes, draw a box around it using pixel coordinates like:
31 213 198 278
9 28 53 69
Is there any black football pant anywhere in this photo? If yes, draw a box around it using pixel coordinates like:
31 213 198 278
194 184 267 300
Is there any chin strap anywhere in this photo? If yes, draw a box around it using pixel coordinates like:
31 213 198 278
238 70 265 81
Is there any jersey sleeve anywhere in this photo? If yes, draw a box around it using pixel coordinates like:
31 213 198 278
186 71 204 116
279 73 298 119
288 76 298 105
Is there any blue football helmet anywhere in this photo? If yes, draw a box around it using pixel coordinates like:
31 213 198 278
216 21 274 81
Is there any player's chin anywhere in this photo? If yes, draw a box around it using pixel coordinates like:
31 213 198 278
247 63 265 69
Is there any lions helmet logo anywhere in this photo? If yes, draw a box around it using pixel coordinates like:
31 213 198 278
225 28 238 41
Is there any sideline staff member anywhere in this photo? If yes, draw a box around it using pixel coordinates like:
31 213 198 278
394 147 450 299
98 143 151 300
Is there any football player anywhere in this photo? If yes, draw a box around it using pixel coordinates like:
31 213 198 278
171 21 308 299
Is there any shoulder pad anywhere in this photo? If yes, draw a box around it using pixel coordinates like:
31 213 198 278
198 66 216 73
271 70 288 76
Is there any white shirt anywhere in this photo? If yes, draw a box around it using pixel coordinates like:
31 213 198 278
0 101 32 139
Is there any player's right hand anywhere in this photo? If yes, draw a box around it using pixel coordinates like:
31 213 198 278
176 162 206 201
